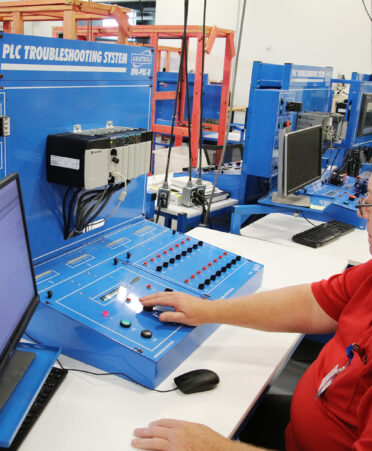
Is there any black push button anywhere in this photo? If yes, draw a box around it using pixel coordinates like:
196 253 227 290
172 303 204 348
236 255 242 261
169 258 175 264
187 247 192 253
221 267 226 272
193 244 198 249
141 330 152 339
164 287 174 292
156 266 162 272
216 270 221 276
163 261 169 268
198 283 205 290
211 275 216 281
205 279 210 285
176 254 181 260
226 263 231 268
231 259 236 264
198 241 204 246
181 251 187 256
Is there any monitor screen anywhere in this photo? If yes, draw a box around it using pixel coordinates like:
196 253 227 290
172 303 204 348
0 174 39 376
284 125 322 195
357 93 372 137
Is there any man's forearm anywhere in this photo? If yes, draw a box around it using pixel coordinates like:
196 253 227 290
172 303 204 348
203 284 337 334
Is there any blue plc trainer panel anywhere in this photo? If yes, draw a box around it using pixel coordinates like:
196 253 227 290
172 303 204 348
0 33 264 388
28 219 263 388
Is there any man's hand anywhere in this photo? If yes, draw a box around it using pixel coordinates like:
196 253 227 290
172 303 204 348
132 418 234 450
140 292 210 326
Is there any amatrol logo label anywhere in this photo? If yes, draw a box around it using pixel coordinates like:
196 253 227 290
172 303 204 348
131 50 152 67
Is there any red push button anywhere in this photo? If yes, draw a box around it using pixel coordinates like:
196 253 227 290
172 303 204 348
146 284 152 288
184 279 189 283
191 274 196 279
102 311 109 317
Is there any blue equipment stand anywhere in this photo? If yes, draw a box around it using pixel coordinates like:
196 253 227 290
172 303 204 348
0 34 264 389
0 343 61 448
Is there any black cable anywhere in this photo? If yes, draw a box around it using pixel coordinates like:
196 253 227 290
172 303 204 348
361 0 372 21
66 188 81 239
138 0 144 24
301 211 316 227
24 332 178 394
182 0 193 182
198 0 207 180
163 23 188 184
63 186 72 238
155 202 162 224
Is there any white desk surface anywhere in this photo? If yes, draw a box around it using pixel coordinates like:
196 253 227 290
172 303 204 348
240 213 370 266
20 229 348 451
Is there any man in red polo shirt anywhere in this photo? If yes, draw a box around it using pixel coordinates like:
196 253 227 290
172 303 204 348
132 175 372 451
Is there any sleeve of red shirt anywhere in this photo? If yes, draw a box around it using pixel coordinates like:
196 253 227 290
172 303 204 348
310 260 372 321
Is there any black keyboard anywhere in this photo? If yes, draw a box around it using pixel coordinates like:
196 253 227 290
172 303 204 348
1 367 67 450
292 220 355 248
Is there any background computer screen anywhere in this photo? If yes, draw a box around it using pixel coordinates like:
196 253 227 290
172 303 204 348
0 175 38 374
284 125 322 195
357 93 372 137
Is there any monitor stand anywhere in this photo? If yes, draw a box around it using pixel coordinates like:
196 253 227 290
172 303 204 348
272 191 311 208
0 351 36 411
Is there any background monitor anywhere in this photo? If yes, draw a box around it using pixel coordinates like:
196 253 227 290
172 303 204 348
357 93 372 137
203 143 243 166
274 125 322 207
0 173 39 408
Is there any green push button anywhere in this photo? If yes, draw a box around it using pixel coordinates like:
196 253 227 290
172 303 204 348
120 319 131 328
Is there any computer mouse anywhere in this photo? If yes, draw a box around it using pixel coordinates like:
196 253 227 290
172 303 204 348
174 369 220 394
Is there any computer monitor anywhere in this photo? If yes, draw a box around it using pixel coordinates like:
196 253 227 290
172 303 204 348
273 125 322 207
0 173 39 410
203 143 243 166
357 93 372 137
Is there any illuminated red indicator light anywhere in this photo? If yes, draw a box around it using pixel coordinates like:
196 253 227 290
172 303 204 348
163 250 168 254
169 247 173 251
102 311 109 317
213 259 217 263
150 258 155 262
197 270 202 274
157 254 161 258
219 255 222 259
186 237 190 241
191 274 196 279
143 262 148 265
223 252 228 256
203 266 207 270
146 284 152 288
181 240 185 244
184 279 189 283
208 262 212 266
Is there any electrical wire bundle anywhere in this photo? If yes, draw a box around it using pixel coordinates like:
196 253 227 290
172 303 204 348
62 181 126 240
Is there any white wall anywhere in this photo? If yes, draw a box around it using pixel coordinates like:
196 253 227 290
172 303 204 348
155 0 372 106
